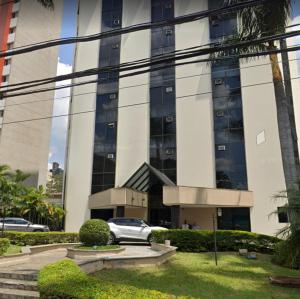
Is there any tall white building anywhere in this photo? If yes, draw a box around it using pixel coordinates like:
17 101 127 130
0 0 63 186
64 0 300 235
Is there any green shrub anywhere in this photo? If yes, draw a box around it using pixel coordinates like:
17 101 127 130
153 230 279 253
38 260 170 299
0 238 10 256
79 219 109 246
38 260 96 299
272 238 300 269
3 232 79 246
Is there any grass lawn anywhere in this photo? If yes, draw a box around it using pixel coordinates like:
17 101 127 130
4 245 22 256
92 252 300 299
76 245 120 251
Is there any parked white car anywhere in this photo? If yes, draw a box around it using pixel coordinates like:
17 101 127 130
107 218 167 244
0 218 50 232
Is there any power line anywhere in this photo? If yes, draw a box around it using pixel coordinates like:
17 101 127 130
3 55 300 109
0 0 269 59
2 27 300 96
2 74 300 128
3 41 300 99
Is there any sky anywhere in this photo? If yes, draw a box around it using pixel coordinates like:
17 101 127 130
48 0 77 170
48 0 300 170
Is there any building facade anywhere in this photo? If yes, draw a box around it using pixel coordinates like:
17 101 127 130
0 0 62 186
64 0 300 235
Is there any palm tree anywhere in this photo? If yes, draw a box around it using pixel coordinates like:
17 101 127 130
36 0 54 9
217 0 299 190
271 186 300 268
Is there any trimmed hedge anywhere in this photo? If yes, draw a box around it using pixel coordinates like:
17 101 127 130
153 230 280 253
38 260 169 299
79 219 109 246
0 238 10 256
3 232 79 246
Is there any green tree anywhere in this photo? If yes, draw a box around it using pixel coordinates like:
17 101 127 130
272 186 300 268
46 172 64 195
0 166 29 236
216 0 299 190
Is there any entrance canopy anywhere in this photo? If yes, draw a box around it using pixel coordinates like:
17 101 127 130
163 186 254 207
89 187 148 209
123 162 175 192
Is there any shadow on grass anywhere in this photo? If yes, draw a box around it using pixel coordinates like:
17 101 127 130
92 253 300 299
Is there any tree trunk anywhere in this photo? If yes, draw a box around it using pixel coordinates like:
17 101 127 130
268 42 299 190
1 207 5 237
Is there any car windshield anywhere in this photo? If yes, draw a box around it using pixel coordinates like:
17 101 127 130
141 220 150 226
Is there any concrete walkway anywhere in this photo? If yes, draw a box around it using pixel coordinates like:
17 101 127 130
0 245 154 273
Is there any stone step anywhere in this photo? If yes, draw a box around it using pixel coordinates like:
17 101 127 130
0 279 38 292
0 273 37 282
0 288 39 299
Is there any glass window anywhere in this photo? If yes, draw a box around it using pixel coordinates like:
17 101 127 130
103 173 115 185
92 173 104 186
163 115 176 135
278 207 289 223
150 117 163 136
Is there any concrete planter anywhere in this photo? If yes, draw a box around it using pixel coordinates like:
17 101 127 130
67 247 125 259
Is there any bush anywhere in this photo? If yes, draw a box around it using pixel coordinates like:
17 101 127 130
79 219 109 246
3 232 79 246
153 230 280 253
38 260 169 299
0 238 10 256
272 237 300 269
38 260 96 299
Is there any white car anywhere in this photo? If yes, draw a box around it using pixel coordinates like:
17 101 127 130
107 218 167 244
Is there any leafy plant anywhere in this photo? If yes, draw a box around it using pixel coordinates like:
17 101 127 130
3 231 79 246
271 185 300 268
153 230 279 253
0 238 10 256
79 219 110 246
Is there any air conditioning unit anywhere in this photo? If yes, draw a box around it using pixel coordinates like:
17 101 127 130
165 148 175 155
107 153 115 159
109 93 117 100
165 29 173 35
214 78 224 85
113 19 120 25
165 116 174 123
217 145 227 151
216 111 224 117
166 86 173 93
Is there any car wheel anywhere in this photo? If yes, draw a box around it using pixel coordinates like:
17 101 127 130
108 232 116 245
147 234 155 243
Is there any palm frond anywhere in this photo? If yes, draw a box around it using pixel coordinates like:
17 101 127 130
36 0 54 9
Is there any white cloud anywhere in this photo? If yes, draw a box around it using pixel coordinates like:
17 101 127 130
48 59 73 168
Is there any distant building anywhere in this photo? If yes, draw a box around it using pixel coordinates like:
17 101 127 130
51 162 64 176
0 0 63 186
64 0 300 235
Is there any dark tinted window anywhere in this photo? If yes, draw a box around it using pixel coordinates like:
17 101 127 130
278 207 289 223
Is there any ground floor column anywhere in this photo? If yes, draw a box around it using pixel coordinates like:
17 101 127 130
171 205 181 228
116 206 125 218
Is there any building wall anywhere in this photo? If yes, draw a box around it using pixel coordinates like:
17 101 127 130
175 0 215 188
0 0 63 186
240 57 287 235
180 207 215 230
65 0 293 235
116 0 151 187
64 0 101 232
